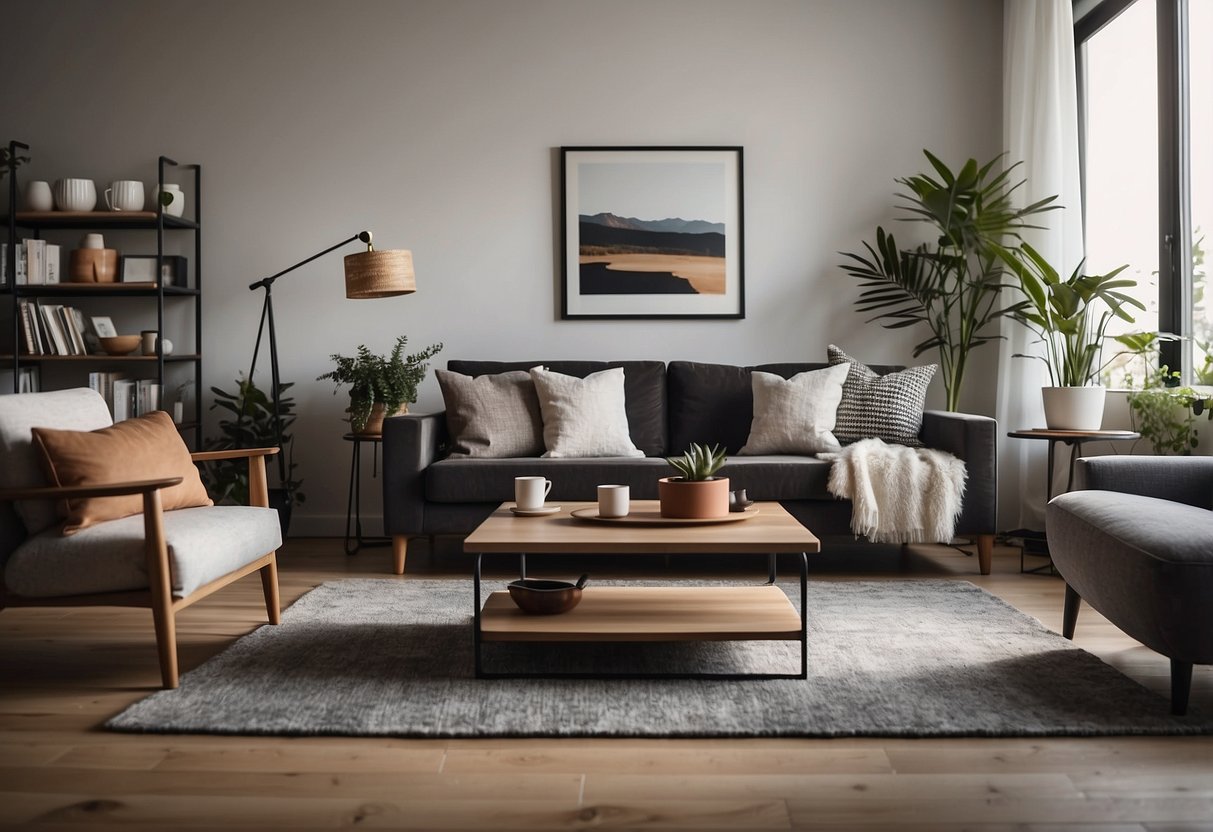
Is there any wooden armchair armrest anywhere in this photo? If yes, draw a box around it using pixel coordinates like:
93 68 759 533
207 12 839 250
191 447 280 463
0 477 184 502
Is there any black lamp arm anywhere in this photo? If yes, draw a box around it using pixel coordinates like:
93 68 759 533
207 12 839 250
248 231 372 291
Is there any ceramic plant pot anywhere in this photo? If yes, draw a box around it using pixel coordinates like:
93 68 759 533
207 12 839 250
351 401 408 436
1042 386 1107 431
658 476 730 519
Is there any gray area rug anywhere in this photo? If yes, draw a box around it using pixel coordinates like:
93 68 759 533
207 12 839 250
107 578 1212 738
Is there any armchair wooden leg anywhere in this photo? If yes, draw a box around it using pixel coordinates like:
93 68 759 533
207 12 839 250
142 489 179 689
1062 583 1081 640
393 535 410 575
975 534 994 575
1171 658 1194 716
260 555 281 625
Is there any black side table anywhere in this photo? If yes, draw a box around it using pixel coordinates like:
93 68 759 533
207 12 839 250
1007 428 1140 573
343 432 391 556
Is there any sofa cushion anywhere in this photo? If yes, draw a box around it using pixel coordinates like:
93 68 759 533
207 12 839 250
668 360 904 455
436 369 544 458
447 360 667 456
828 345 935 447
425 455 832 503
530 366 644 458
738 365 849 455
32 411 213 535
4 505 281 599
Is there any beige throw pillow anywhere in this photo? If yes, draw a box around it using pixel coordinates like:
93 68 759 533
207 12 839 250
529 366 644 458
436 369 544 458
738 364 850 455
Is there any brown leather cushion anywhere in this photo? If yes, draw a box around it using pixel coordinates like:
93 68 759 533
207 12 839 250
31 411 213 535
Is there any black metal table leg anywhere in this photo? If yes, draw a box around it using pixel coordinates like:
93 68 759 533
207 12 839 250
799 551 808 680
343 438 359 556
474 553 483 679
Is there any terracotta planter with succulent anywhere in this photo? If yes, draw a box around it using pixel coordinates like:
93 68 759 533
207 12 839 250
317 336 442 435
658 443 729 519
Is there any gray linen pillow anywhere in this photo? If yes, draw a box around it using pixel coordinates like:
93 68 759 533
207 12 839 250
436 370 544 458
529 366 644 458
827 345 936 446
738 364 850 455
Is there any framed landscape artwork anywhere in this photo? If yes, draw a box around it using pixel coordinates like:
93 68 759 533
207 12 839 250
561 146 744 319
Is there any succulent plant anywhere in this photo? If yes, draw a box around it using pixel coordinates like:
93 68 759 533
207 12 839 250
665 443 727 481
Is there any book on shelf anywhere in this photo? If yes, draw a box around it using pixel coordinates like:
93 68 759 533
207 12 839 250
18 301 94 356
0 366 40 393
136 379 161 416
1 242 28 284
2 239 61 285
44 244 60 284
111 378 135 422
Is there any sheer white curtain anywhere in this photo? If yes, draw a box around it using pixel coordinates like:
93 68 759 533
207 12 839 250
998 0 1085 531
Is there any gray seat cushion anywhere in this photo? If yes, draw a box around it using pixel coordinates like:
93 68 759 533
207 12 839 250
425 455 833 503
4 505 282 599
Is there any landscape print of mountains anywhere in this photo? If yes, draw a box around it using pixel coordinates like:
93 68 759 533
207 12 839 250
578 212 726 295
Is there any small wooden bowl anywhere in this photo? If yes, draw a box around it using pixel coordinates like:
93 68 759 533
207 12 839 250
99 335 141 355
507 576 589 615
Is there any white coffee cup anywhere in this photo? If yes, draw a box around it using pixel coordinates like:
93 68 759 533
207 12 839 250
54 178 97 212
105 180 145 211
598 484 629 518
515 476 552 511
80 233 105 249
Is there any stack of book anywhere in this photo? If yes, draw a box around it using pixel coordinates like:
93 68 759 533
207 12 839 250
88 373 161 422
1 240 62 284
18 300 92 355
0 366 40 393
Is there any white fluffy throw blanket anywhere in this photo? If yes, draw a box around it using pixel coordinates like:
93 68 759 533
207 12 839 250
821 438 967 544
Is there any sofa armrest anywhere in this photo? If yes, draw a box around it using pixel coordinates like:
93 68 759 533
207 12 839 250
1074 455 1213 510
382 412 447 536
919 410 996 535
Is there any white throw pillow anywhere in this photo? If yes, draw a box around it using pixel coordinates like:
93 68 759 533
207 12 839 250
737 364 850 455
529 366 645 458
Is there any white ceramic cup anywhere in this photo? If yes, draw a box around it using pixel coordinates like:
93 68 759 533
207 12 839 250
514 476 552 511
53 178 97 211
80 233 105 249
25 180 53 211
597 484 630 518
105 180 145 211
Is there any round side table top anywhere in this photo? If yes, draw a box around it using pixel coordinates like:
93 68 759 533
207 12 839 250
342 432 384 442
1007 428 1140 440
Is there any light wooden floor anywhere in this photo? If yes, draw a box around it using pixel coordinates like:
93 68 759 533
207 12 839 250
1 538 1211 831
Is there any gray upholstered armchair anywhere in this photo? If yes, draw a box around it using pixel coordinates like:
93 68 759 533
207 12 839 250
1047 455 1213 715
0 389 283 688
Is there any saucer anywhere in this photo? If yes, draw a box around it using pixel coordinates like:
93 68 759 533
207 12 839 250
510 505 561 517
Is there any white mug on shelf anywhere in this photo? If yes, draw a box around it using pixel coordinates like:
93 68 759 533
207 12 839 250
105 180 144 211
53 178 97 212
25 180 53 212
514 476 552 511
597 484 629 518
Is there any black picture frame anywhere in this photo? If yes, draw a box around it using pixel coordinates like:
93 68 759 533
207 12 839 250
560 146 744 320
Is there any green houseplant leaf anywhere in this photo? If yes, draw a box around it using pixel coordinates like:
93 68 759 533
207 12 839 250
317 336 443 431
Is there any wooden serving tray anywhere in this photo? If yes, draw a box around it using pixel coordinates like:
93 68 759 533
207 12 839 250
569 506 759 526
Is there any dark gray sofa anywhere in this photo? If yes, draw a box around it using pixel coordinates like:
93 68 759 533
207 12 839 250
383 360 997 574
1047 456 1213 714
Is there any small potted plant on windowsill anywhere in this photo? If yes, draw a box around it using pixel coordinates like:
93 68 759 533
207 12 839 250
317 336 443 435
659 443 729 519
997 242 1141 430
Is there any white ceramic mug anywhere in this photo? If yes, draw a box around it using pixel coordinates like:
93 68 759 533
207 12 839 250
514 476 552 511
80 233 105 249
25 180 53 211
105 180 144 211
597 484 630 518
53 178 97 212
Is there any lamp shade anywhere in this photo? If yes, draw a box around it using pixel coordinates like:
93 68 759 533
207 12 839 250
344 249 416 299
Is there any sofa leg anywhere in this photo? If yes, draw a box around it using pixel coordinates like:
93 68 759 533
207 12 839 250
393 535 410 575
150 600 179 690
975 534 994 575
1062 583 1081 639
1171 658 1193 716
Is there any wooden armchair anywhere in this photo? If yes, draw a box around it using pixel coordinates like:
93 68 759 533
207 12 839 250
0 389 283 688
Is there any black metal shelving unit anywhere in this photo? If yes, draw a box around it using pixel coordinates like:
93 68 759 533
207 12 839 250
3 140 203 448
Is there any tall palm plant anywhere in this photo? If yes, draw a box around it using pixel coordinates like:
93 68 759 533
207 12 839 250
839 150 1058 411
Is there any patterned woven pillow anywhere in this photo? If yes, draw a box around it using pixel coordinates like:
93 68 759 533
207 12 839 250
827 345 936 447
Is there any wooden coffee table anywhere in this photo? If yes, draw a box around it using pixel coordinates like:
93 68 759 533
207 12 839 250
463 500 820 679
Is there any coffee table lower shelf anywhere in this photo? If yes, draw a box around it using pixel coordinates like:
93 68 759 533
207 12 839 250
474 582 808 680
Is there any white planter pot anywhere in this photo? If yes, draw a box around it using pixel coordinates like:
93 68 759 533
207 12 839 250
1042 386 1106 431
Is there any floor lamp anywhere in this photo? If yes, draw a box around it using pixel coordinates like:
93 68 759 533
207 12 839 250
247 230 415 480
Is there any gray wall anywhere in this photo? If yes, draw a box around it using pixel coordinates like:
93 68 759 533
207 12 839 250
1 0 1003 535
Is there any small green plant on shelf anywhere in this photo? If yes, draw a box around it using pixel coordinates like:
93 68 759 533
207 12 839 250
317 336 443 432
1118 333 1213 455
202 374 305 507
665 443 727 481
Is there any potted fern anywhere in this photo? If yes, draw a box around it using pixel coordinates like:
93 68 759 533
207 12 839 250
659 443 729 519
317 336 442 434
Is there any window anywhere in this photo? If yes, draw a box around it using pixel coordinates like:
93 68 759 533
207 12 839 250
1077 0 1208 385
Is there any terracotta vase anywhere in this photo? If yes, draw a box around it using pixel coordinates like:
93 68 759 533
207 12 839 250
657 476 730 519
351 401 408 435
